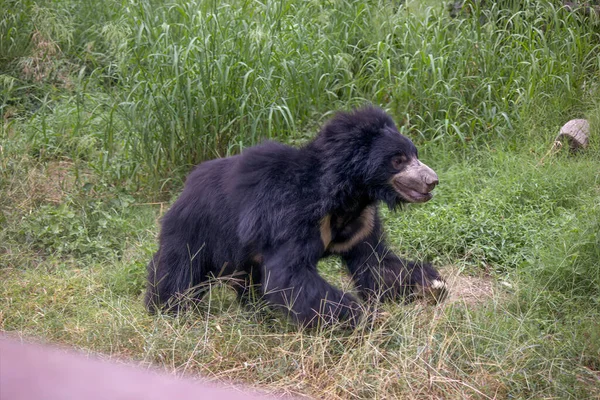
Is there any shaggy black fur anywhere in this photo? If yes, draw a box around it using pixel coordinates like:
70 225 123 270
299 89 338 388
145 106 446 327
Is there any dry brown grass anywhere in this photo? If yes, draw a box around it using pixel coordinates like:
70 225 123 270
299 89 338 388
442 267 498 307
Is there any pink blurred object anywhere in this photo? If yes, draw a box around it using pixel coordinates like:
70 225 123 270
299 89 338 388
0 335 296 400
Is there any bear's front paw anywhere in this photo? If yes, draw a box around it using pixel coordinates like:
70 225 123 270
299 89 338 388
408 261 448 304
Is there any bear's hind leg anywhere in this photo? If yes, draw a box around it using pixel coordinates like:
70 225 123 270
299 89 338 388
144 249 209 313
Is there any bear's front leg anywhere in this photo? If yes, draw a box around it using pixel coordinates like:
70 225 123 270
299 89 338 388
261 240 362 328
341 221 448 304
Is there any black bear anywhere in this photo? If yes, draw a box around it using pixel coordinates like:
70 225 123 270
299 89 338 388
145 106 447 327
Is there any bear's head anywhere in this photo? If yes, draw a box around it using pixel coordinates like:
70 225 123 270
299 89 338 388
366 121 438 208
313 106 438 209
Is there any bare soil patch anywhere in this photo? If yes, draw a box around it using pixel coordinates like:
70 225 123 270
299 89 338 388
442 266 499 306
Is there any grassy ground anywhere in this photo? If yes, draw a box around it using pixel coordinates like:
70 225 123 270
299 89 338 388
2 0 600 398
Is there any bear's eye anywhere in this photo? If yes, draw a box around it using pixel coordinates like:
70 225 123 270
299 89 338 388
391 155 407 170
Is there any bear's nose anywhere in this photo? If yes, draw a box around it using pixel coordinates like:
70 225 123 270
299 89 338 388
425 175 438 189
423 172 438 192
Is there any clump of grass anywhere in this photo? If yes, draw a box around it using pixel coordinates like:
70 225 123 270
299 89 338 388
530 203 600 299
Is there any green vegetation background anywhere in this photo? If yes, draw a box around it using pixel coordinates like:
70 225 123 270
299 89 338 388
1 0 599 398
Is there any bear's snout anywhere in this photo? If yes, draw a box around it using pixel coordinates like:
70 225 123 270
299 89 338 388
392 159 438 203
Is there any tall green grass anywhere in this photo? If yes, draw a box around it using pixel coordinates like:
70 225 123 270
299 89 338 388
3 0 599 182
